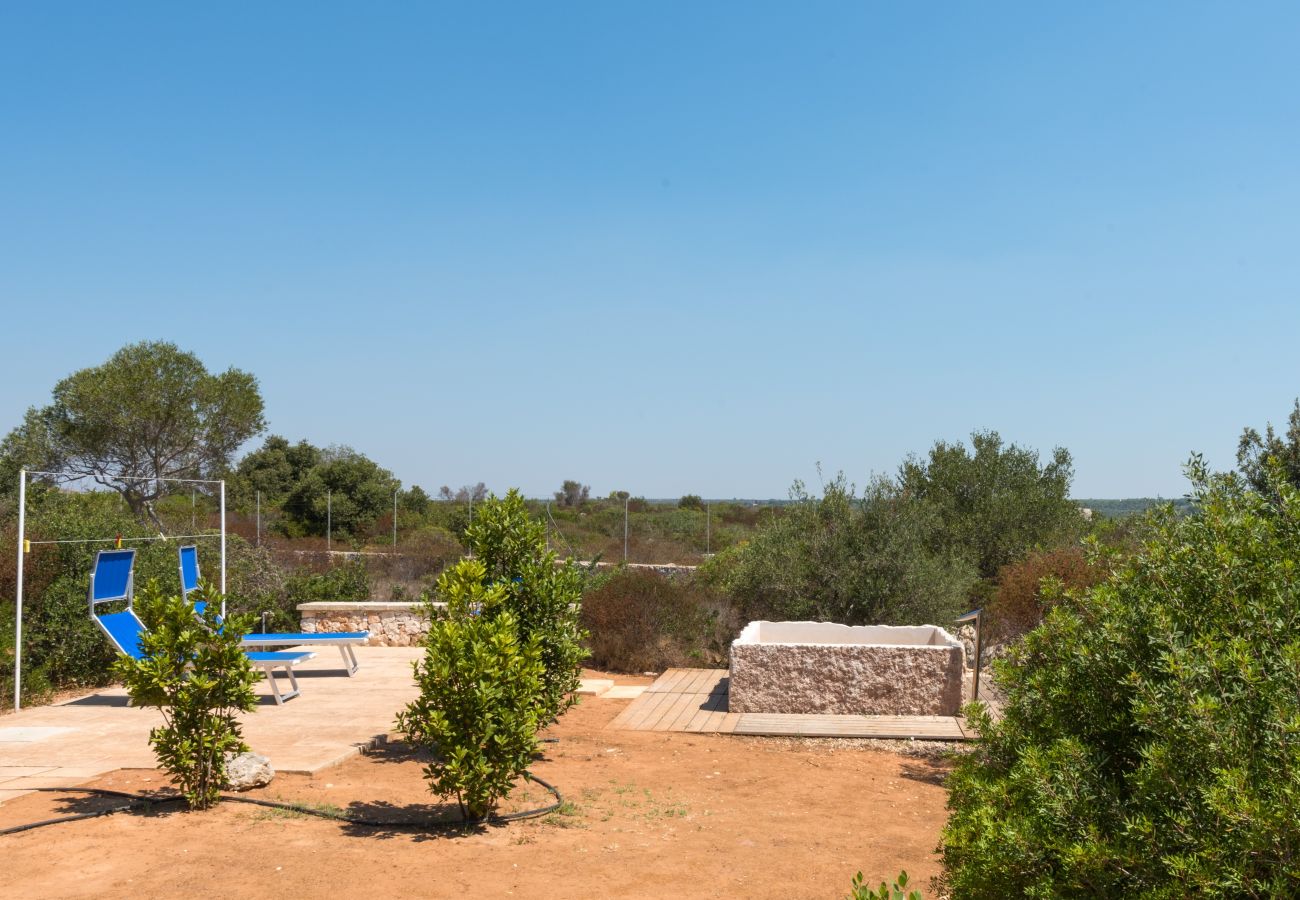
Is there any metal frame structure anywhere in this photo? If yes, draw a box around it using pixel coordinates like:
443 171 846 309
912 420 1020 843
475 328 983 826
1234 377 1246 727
12 468 227 710
954 608 984 702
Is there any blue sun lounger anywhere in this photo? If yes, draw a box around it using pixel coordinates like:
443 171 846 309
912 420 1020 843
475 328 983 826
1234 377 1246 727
179 545 369 676
91 548 315 704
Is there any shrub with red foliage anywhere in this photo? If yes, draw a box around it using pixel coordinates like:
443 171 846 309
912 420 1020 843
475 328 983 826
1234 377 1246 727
988 546 1103 642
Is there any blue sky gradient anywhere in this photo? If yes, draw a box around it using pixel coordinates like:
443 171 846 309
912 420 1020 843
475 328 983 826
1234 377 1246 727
2 3 1297 498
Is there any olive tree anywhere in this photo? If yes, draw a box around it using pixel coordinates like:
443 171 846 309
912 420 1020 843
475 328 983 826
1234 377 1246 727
0 341 264 526
898 430 1082 579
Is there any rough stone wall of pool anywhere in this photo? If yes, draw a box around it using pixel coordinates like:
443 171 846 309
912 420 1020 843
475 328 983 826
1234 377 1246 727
728 621 965 716
298 601 444 646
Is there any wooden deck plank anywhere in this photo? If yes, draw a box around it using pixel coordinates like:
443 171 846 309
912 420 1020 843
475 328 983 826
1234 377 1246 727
621 689 678 730
665 693 714 732
608 668 974 740
647 668 695 694
650 691 700 732
681 669 722 695
684 691 726 732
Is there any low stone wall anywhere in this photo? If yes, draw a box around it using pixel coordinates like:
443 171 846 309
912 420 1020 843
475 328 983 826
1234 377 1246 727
728 622 965 716
298 601 442 647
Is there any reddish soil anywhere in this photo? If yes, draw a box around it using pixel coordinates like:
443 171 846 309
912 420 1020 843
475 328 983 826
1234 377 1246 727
1 691 954 899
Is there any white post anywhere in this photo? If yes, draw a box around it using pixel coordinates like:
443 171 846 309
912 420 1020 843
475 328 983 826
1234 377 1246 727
219 479 227 619
14 469 26 711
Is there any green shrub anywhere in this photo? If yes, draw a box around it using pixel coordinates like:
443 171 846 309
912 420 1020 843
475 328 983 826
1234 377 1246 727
116 580 259 810
466 490 588 722
718 474 977 626
582 568 738 672
847 870 921 900
941 457 1300 897
396 558 544 820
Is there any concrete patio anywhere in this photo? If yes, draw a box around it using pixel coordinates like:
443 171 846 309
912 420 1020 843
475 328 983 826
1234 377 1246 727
0 645 423 805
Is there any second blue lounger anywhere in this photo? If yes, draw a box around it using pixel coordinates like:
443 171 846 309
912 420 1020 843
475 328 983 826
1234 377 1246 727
179 545 370 675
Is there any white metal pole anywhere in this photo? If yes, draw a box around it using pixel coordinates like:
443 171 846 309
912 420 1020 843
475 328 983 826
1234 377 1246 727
14 469 26 711
219 479 227 619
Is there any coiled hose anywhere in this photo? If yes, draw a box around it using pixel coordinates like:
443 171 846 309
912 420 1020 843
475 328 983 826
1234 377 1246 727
0 774 563 837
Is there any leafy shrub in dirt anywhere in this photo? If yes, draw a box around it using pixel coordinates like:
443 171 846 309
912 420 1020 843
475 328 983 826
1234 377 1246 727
466 490 587 722
582 568 739 672
985 546 1104 643
847 870 921 900
941 458 1300 897
396 558 543 820
117 580 259 810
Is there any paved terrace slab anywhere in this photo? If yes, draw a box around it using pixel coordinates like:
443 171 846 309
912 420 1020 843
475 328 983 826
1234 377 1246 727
0 646 422 805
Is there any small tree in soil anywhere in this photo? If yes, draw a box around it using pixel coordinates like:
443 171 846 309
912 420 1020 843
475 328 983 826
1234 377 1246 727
465 489 588 723
397 558 544 820
116 581 258 810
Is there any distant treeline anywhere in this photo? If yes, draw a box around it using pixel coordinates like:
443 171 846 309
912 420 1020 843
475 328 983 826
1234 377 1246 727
1075 498 1194 518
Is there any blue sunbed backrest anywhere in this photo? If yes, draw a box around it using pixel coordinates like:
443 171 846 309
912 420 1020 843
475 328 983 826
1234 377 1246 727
91 549 136 604
179 545 200 597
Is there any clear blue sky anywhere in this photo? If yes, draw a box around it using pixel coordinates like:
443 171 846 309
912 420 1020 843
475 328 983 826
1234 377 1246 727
2 3 1297 500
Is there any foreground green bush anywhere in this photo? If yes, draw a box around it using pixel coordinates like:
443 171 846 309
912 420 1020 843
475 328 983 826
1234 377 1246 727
466 489 587 723
396 558 544 820
117 581 258 810
941 458 1300 897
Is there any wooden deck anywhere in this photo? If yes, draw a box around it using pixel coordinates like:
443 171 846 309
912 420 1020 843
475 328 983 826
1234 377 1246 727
608 668 975 741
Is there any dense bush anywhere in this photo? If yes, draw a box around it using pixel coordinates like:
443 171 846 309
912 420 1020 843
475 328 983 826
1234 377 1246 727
941 458 1300 897
899 429 1083 579
117 580 258 809
582 569 739 672
711 474 977 627
466 490 587 722
986 546 1105 643
396 559 543 820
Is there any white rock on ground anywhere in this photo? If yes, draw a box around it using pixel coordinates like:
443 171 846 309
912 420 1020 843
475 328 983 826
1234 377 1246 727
225 751 274 791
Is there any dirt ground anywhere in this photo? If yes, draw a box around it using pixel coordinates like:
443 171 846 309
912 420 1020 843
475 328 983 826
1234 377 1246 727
0 681 956 900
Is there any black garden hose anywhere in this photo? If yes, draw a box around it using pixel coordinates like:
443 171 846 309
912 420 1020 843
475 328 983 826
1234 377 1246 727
0 774 563 836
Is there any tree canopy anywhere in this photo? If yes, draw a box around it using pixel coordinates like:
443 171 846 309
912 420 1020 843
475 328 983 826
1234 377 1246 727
898 430 1081 579
0 341 264 526
1237 398 1300 496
